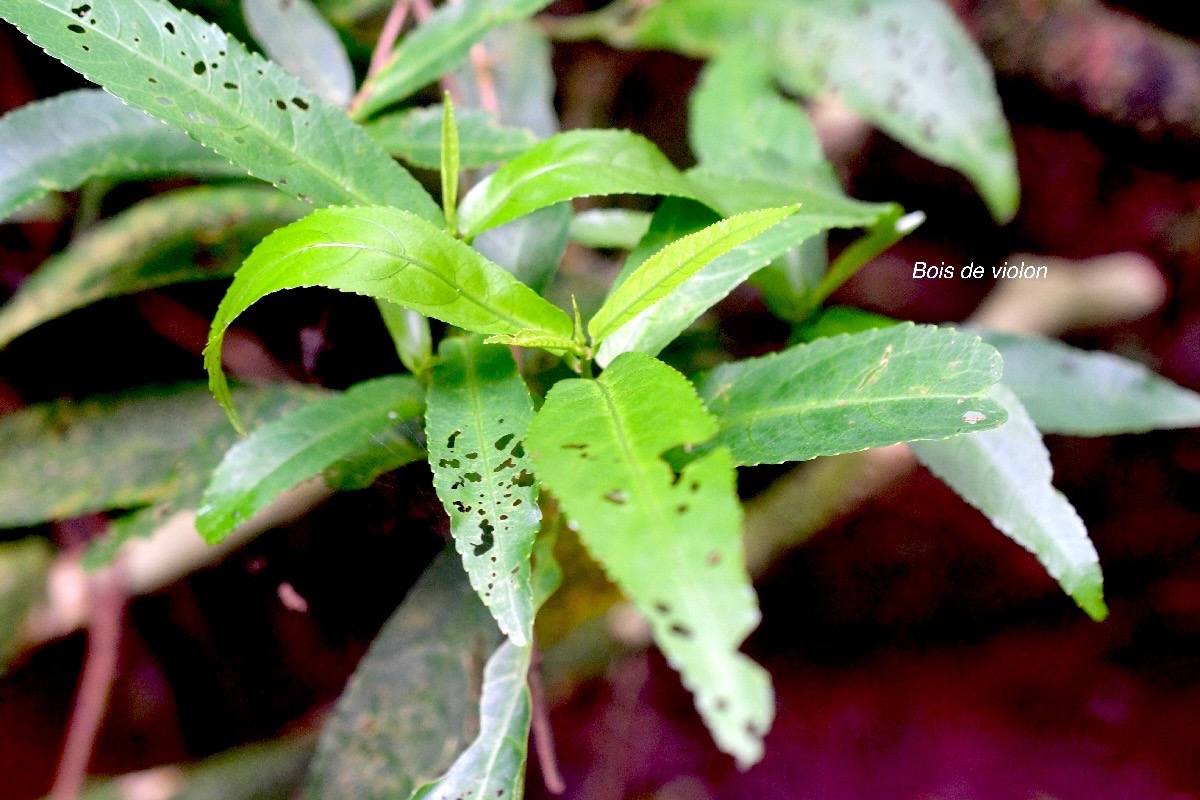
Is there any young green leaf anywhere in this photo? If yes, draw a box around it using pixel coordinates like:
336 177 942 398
365 106 537 170
588 205 800 343
305 550 504 800
982 331 1200 436
204 207 574 430
0 383 320 531
197 376 425 545
0 186 309 349
426 337 539 645
440 93 460 234
0 89 244 222
568 208 653 250
0 0 440 221
350 0 553 120
527 352 772 767
699 324 1008 467
0 537 53 672
242 0 355 107
910 386 1108 621
457 129 705 238
378 301 435 378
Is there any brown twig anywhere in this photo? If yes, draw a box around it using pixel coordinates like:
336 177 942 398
529 643 566 795
49 561 127 800
349 0 414 115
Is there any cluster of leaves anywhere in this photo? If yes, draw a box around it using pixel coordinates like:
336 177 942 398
2 0 1200 796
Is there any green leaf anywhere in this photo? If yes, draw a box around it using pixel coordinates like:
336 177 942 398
0 89 244 222
204 206 573 430
568 208 653 250
450 20 559 138
589 205 800 343
472 203 571 295
305 550 504 800
0 185 309 349
378 302 435 378
242 0 354 107
527 352 771 767
699 324 1008 467
685 167 890 222
772 0 1018 222
0 537 53 672
981 331 1200 436
910 385 1108 621
0 383 319 531
595 209 838 365
365 106 538 171
792 304 899 342
0 0 440 221
484 330 576 352
457 129 705 238
197 376 425 545
441 92 460 234
350 0 553 120
426 337 539 645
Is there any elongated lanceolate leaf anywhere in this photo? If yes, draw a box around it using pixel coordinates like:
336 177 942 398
982 331 1200 436
588 206 799 343
0 89 243 222
306 550 503 800
910 385 1107 620
351 0 552 120
426 337 539 645
204 207 573 430
0 185 309 349
0 0 440 221
700 324 1007 467
242 0 355 107
457 129 705 238
365 106 538 170
527 352 771 767
197 376 424 544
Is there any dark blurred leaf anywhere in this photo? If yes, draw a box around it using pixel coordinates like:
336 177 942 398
0 537 52 672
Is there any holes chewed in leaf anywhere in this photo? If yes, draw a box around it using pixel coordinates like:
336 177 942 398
164 21 175 34
67 23 85 33
669 623 694 639
71 4 91 16
604 490 628 505
512 469 535 487
495 433 515 450
291 97 309 111
447 430 461 449
472 530 494 556
193 61 206 76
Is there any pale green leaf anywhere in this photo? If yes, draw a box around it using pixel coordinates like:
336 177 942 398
685 167 890 222
351 0 553 120
472 203 571 295
569 208 653 250
0 0 440 220
0 537 53 671
700 324 1008 467
197 376 425 545
450 20 559 138
527 352 771 767
0 89 243 222
0 383 319 530
365 106 537 170
457 129 705 238
0 185 309 349
426 337 539 645
589 205 799 342
483 330 576 352
242 0 355 107
911 385 1108 620
441 93 460 234
305 550 503 800
982 331 1200 436
204 206 573 430
378 302 434 378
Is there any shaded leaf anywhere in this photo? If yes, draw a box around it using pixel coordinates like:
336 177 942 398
0 383 319 531
0 185 309 349
351 0 552 120
365 105 537 170
378 302 434 379
426 337 539 644
457 129 705 238
197 376 425 545
588 205 799 343
0 537 52 672
305 550 503 800
569 208 652 250
242 0 355 107
0 89 243 222
204 206 573 430
472 203 571 295
450 20 559 138
527 352 771 767
0 0 440 220
911 385 1107 620
699 324 1008 467
982 331 1200 436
